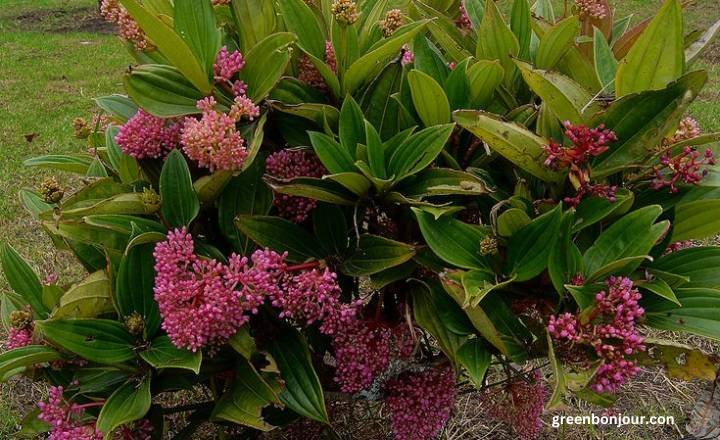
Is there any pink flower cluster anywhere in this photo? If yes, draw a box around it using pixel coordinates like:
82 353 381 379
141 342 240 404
114 418 154 440
266 149 326 223
38 386 103 440
384 364 456 440
100 0 153 51
456 3 473 32
153 228 286 351
332 322 415 393
549 276 646 393
485 370 548 440
665 240 695 254
575 0 608 19
401 48 415 66
651 146 716 193
214 46 245 82
298 41 338 91
6 326 33 350
667 117 702 144
181 97 249 172
115 110 181 159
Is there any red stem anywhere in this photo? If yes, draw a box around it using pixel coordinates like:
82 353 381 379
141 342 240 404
285 261 321 272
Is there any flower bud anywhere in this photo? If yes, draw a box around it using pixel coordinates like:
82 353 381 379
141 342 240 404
72 117 91 139
141 187 162 214
10 309 33 329
39 176 64 204
380 9 404 37
331 0 360 25
124 312 145 336
479 236 498 256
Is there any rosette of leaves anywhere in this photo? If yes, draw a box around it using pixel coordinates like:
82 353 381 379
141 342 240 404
2 0 720 438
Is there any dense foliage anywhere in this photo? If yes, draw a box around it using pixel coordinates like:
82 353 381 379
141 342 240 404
2 0 720 438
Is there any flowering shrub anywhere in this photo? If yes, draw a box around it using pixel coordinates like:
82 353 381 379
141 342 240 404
2 0 720 439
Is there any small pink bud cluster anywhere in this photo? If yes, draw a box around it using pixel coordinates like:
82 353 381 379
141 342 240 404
666 240 695 254
651 146 716 193
325 41 338 73
115 110 181 159
214 46 245 83
153 228 286 351
6 326 33 350
384 364 456 440
212 0 231 5
113 418 153 440
549 276 646 393
456 3 473 32
667 117 702 144
485 370 548 440
401 47 415 66
298 41 338 91
575 0 608 19
181 97 249 172
332 322 415 393
266 149 326 223
380 9 405 37
543 121 618 207
38 386 103 440
100 0 153 51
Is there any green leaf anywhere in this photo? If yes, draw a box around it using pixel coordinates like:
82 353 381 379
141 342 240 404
634 339 718 381
235 215 323 262
338 96 365 158
572 188 634 232
324 172 372 196
593 27 617 91
0 346 62 382
106 126 139 184
615 0 684 96
413 36 450 83
36 319 135 365
174 0 221 76
266 177 357 206
591 71 707 177
510 0 531 58
475 0 519 86
124 64 204 117
636 278 680 306
685 17 720 65
408 70 451 126
462 269 515 307
119 0 212 93
344 20 428 94
454 110 563 182
506 204 563 281
313 204 349 256
546 331 567 409
413 208 490 270
95 95 139 123
645 288 720 340
269 328 329 424
456 338 491 387
277 0 325 58
515 60 600 124
466 60 504 108
497 208 531 237
212 359 279 430
1 244 48 317
139 336 201 374
387 124 455 180
240 33 296 102
19 189 53 219
364 122 386 178
413 282 467 361
672 200 720 241
548 212 583 293
54 271 114 319
309 132 356 174
342 235 415 276
24 154 94 174
218 158 273 254
649 247 720 289
160 149 200 227
582 205 667 278
396 167 491 198
231 0 277 53
116 242 161 336
97 376 152 439
536 16 580 69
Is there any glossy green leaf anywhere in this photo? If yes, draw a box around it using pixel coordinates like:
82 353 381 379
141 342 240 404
241 33 296 102
510 0 531 58
548 212 583 293
636 278 680 306
116 242 161 336
312 204 349 256
413 208 490 270
475 0 519 85
358 61 404 139
95 95 138 123
277 0 325 58
650 247 720 289
212 359 279 430
456 338 491 387
231 0 277 53
672 200 720 241
1 244 48 318
645 288 720 340
408 70 451 126
24 154 94 174
139 336 201 374
466 60 504 108
615 0 684 96
0 346 62 382
36 319 135 364
413 282 467 361
572 188 634 232
269 328 329 424
160 149 200 227
174 0 221 76
536 16 580 69
54 271 114 319
594 27 617 91
97 376 152 439
105 126 139 184
235 215 323 262
387 124 455 180
265 177 357 205
342 235 415 276
497 208 531 237
124 64 204 117
309 132 356 174
507 204 563 281
454 110 563 182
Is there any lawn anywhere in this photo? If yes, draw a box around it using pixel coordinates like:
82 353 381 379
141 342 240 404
0 0 718 438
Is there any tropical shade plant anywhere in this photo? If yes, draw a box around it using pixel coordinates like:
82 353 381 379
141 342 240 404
2 0 720 438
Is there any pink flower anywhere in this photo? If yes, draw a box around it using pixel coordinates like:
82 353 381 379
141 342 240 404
266 149 326 223
100 0 153 51
485 370 548 440
181 97 248 172
401 49 415 66
153 228 285 351
6 326 33 350
651 147 716 193
455 2 473 32
667 117 701 144
214 46 245 82
325 41 338 73
38 386 103 440
543 121 616 170
229 94 260 121
115 110 181 159
575 0 608 19
384 364 456 440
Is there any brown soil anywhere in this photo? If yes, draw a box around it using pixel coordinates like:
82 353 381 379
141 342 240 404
9 6 115 34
